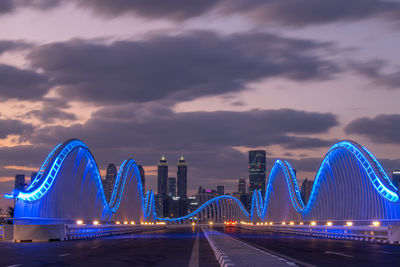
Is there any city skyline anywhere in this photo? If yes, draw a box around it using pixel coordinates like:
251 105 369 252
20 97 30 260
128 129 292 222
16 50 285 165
1 1 400 210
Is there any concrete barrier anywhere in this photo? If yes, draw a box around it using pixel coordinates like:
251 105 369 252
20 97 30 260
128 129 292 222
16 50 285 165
239 224 400 244
14 224 65 242
6 224 165 242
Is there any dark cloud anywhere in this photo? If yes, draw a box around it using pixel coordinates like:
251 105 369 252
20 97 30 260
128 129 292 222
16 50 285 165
28 32 338 104
345 114 400 144
24 98 77 123
0 40 31 56
2 0 400 27
351 60 400 89
74 0 218 20
0 64 49 100
0 0 61 15
222 0 400 26
0 0 13 14
28 106 338 150
0 118 33 139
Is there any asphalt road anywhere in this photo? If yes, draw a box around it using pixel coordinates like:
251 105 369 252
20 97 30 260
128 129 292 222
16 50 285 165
0 227 219 267
221 226 400 266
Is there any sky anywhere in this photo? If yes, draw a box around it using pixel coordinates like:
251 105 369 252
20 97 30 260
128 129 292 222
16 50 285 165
1 0 400 209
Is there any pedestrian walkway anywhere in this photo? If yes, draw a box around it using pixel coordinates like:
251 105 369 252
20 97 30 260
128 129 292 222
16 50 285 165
202 227 296 267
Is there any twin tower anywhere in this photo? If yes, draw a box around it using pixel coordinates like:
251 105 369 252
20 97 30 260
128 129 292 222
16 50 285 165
158 156 187 199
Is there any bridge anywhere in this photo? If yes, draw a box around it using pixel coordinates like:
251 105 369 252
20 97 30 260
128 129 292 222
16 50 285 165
2 138 400 266
4 138 400 225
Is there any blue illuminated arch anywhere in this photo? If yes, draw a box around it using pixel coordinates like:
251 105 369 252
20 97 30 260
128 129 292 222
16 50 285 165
4 139 400 223
4 139 155 220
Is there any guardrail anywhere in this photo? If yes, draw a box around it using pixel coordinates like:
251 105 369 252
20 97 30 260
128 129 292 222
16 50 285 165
239 223 400 244
66 224 165 240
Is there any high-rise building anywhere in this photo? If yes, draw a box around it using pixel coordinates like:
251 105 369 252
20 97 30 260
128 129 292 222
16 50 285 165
158 156 168 198
15 174 25 191
164 197 187 218
238 178 246 194
217 185 224 196
29 172 38 187
177 156 187 198
104 163 117 202
138 164 145 195
392 170 400 189
300 178 314 204
249 150 266 196
197 189 216 206
168 177 177 197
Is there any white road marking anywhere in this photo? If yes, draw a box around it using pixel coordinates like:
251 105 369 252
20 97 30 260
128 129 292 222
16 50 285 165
58 253 70 257
324 251 353 258
188 231 200 267
6 265 22 267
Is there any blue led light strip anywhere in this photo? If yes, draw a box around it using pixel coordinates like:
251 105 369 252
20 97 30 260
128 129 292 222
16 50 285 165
329 141 399 202
157 195 250 222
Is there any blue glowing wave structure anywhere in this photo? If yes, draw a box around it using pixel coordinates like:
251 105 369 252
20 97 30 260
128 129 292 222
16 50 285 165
159 195 249 223
250 140 400 222
4 139 400 224
5 139 156 223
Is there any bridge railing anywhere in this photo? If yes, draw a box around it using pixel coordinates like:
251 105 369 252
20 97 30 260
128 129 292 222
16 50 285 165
66 224 165 240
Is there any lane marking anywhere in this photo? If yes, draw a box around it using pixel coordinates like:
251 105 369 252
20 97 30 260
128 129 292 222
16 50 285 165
7 265 22 267
58 253 70 257
324 251 353 258
188 230 200 267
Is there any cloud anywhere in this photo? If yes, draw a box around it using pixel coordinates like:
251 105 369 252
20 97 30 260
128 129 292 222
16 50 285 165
23 98 77 123
73 0 218 20
351 60 400 89
0 40 32 56
28 106 339 150
0 64 49 100
0 0 61 15
0 118 33 139
2 0 400 28
0 0 13 15
27 32 339 104
345 114 400 144
221 0 400 27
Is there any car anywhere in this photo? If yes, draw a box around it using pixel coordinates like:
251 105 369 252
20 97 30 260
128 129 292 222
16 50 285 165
224 221 237 229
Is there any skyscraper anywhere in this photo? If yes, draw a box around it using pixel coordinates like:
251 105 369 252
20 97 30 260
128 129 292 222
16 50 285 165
105 163 117 201
138 164 145 195
392 170 400 189
217 185 224 196
301 178 314 204
15 174 25 191
177 156 187 198
249 150 266 196
158 156 168 198
168 177 177 197
238 178 246 194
